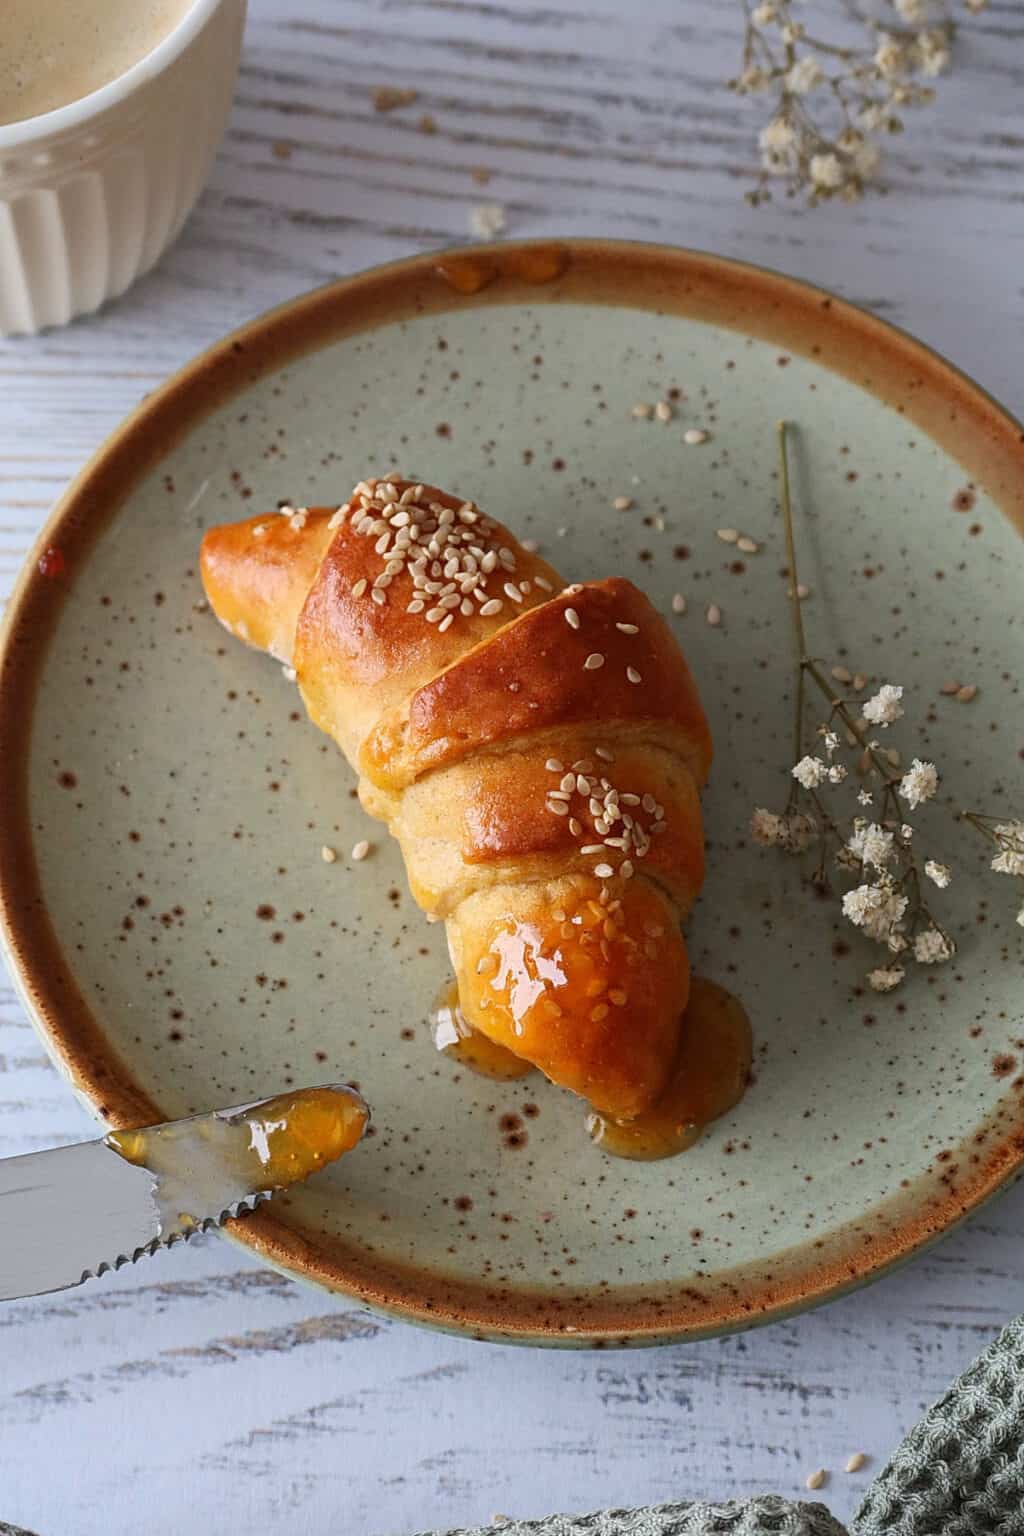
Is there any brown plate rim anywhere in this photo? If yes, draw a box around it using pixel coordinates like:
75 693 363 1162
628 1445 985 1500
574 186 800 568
2 238 1023 1345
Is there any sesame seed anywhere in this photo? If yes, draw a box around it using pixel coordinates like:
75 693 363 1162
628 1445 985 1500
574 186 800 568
852 672 868 690
438 613 454 632
615 622 639 634
479 599 503 617
583 653 605 671
831 665 853 683
560 773 576 793
787 583 811 599
612 496 633 511
594 863 614 878
845 1453 867 1474
736 536 759 554
504 582 524 603
805 1471 827 1492
572 758 593 772
631 402 653 419
706 603 722 627
626 666 642 684
620 859 634 878
289 509 308 531
684 428 709 445
956 683 978 702
327 507 347 530
371 588 386 605
576 775 592 794
252 524 266 537
565 608 580 630
281 665 297 682
535 575 553 591
590 1004 610 1022
321 845 337 863
581 844 605 855
351 840 371 862
546 799 570 817
550 788 572 801
521 538 539 553
545 758 564 773
654 401 673 422
671 593 686 614
595 746 614 761
939 679 961 695
568 818 582 836
716 528 739 545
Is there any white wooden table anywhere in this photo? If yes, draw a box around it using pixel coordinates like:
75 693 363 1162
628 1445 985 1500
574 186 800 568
2 3 1023 1532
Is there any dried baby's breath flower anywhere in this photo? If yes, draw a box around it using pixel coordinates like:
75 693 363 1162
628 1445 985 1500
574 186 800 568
991 822 1024 877
827 764 847 784
848 821 894 870
793 755 828 789
843 879 909 942
751 807 787 846
913 926 955 963
863 683 905 727
470 203 507 240
925 859 951 888
731 1 979 206
857 789 874 807
899 758 939 808
868 965 905 993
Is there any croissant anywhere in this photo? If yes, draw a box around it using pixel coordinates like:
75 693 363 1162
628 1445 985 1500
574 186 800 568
200 478 712 1120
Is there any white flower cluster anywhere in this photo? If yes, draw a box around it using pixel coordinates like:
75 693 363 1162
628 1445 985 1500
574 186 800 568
986 821 1024 929
732 0 983 206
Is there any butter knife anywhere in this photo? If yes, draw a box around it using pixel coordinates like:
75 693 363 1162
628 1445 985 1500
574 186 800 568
0 1083 367 1302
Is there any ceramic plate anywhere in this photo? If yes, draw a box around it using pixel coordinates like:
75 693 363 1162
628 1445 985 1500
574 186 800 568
2 242 1022 1345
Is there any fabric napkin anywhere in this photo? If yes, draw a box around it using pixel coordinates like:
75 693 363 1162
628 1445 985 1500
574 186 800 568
417 1314 1024 1536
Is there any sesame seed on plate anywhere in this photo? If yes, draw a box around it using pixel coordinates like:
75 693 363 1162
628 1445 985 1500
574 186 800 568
956 683 978 702
612 496 633 511
852 672 868 690
939 679 961 695
654 400 673 422
321 845 337 863
831 665 853 683
706 603 722 627
671 592 686 614
737 536 759 553
845 1453 867 1474
631 402 653 419
616 622 639 634
626 666 642 684
351 840 371 861
716 528 739 544
805 1471 827 1492
565 608 580 630
684 428 709 444
787 583 811 599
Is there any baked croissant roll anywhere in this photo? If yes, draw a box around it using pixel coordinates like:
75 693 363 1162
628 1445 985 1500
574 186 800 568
200 478 712 1119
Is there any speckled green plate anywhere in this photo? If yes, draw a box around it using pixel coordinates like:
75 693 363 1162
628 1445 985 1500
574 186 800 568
1 241 1022 1345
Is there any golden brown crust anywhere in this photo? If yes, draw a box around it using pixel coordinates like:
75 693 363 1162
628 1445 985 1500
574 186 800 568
199 508 336 663
199 476 711 1118
360 578 712 792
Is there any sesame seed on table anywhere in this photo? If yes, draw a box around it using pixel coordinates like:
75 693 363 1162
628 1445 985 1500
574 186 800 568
1 2 1023 1534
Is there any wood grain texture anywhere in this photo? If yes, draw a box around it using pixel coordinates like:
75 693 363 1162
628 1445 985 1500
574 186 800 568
1 2 1023 1533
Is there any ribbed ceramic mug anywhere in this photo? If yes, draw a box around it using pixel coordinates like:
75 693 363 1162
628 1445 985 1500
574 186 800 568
0 0 246 336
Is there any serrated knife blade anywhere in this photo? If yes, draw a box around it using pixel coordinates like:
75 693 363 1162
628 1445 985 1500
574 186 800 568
0 1083 367 1302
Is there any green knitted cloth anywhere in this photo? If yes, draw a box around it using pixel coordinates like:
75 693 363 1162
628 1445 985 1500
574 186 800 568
419 1315 1024 1536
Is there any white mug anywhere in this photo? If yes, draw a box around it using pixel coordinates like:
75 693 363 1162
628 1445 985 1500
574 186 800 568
0 0 246 336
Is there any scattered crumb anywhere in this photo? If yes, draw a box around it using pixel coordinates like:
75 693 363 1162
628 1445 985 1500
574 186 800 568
684 427 709 445
417 113 438 134
716 528 739 545
671 593 686 614
321 845 337 864
373 85 418 112
471 166 493 185
631 402 653 419
706 603 722 627
805 1469 827 1492
736 535 759 554
281 665 297 682
654 400 673 423
469 202 506 240
351 840 372 861
831 665 853 683
956 683 978 702
613 495 633 511
845 1452 867 1474
272 139 293 160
